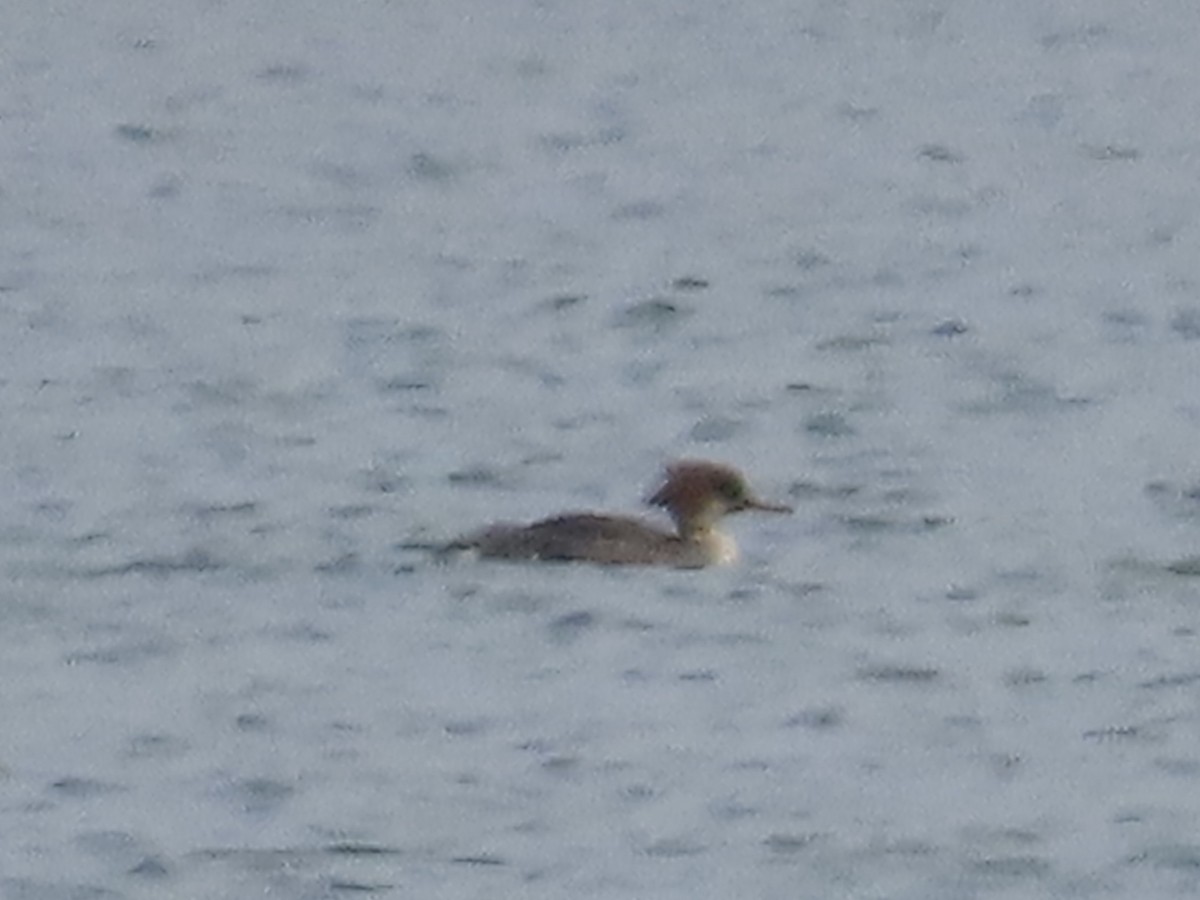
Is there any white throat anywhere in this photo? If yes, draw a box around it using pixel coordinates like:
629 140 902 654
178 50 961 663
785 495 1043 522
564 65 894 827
696 529 739 566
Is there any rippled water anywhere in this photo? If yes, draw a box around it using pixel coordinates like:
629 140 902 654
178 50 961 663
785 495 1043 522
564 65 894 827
4 1 1200 898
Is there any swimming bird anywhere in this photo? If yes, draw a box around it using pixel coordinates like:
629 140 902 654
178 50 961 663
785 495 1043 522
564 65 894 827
445 460 792 567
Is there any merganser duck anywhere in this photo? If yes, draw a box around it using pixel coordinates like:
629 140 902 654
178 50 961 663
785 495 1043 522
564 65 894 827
446 460 791 567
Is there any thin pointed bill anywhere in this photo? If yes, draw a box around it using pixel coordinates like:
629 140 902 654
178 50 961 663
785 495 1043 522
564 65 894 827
745 497 793 514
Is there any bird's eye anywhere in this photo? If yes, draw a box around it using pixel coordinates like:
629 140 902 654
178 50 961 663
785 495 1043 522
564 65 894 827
719 478 746 503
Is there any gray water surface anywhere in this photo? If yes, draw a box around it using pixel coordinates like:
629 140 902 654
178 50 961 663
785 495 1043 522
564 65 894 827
4 2 1200 898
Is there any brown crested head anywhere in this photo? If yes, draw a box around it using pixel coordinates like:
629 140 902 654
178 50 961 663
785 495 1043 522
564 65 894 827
647 460 792 527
